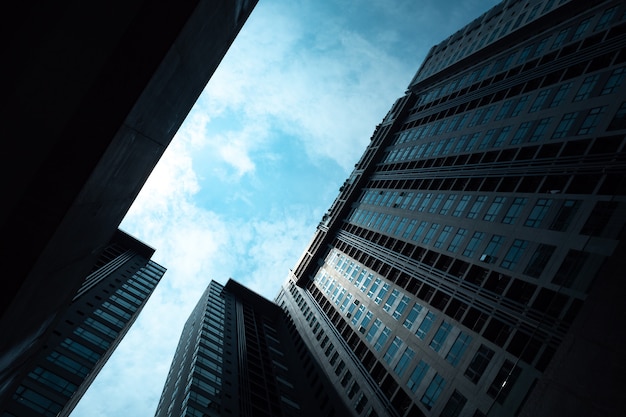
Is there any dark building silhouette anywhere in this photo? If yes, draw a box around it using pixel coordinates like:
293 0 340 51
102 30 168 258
154 279 350 417
0 0 258 397
274 0 626 416
0 229 166 417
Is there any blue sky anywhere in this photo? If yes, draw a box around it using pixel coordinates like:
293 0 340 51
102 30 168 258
70 0 500 416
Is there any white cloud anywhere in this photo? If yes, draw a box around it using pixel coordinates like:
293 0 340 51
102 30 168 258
198 0 417 172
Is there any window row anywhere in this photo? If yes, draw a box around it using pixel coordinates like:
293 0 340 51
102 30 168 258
415 4 625 103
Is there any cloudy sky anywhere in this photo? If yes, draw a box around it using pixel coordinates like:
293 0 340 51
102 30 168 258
70 0 499 416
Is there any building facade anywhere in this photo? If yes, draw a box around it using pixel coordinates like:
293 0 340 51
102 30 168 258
154 280 349 417
0 230 166 417
279 0 626 416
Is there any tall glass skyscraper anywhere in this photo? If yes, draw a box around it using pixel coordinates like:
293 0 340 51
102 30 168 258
278 0 626 416
0 230 166 417
158 0 626 416
154 280 349 417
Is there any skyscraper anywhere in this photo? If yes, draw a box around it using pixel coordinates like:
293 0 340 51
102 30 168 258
154 279 349 417
277 0 626 416
0 229 166 417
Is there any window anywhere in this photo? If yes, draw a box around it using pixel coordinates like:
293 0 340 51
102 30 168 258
394 348 416 379
500 239 528 270
374 283 389 304
392 295 411 320
464 345 495 383
527 4 541 21
28 367 78 397
549 82 573 107
421 373 446 410
374 326 391 351
482 235 505 262
412 221 429 241
383 288 399 312
403 303 423 329
428 194 446 213
383 336 403 363
468 108 484 127
594 5 618 31
502 197 527 224
365 318 382 342
440 390 468 417
347 381 360 399
434 226 453 248
510 95 529 117
416 311 436 340
483 197 506 222
422 223 440 244
525 199 552 227
467 196 487 219
447 228 467 253
85 317 118 338
495 100 513 120
533 37 550 57
429 321 453 352
418 193 433 212
463 231 485 258
440 195 457 215
542 0 556 13
12 386 63 417
355 393 368 413
524 244 556 278
487 360 522 404
577 106 606 135
46 351 89 378
551 112 578 138
571 17 591 41
74 327 110 349
407 360 429 393
478 129 496 150
551 27 570 49
601 67 626 95
402 219 418 239
446 333 472 366
493 125 512 147
453 195 471 217
351 305 365 325
360 311 374 330
60 338 100 363
573 74 600 101
529 117 551 142
480 105 496 125
550 199 580 231
529 89 551 112
510 122 532 144
367 278 381 298
94 309 124 328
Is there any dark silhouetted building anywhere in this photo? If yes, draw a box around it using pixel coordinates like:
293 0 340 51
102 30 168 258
0 0 258 398
154 279 349 417
0 229 166 417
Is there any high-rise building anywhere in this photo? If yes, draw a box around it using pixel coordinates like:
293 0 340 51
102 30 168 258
0 229 166 417
154 279 349 417
276 0 626 416
1 0 259 380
